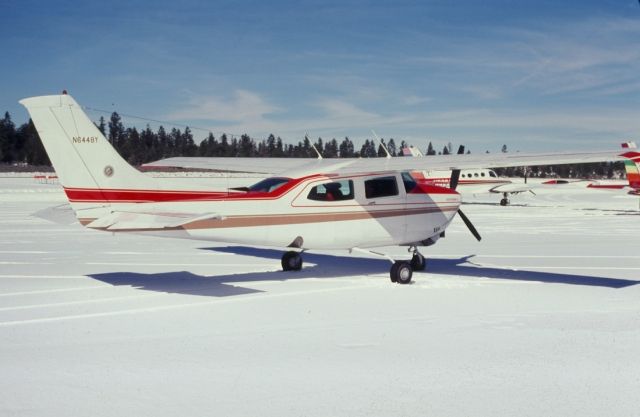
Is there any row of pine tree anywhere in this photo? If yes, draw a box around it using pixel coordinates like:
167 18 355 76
0 110 622 178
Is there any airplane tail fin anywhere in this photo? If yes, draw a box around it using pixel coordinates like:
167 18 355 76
621 153 640 190
20 93 159 192
620 142 640 190
20 93 163 222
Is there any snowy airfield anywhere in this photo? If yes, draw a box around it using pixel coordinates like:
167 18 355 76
1 175 639 417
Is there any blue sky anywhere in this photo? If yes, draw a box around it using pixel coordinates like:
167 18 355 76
3 0 640 152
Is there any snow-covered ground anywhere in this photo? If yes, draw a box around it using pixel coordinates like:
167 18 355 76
1 176 639 417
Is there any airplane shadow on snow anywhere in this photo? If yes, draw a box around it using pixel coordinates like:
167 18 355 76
88 246 639 297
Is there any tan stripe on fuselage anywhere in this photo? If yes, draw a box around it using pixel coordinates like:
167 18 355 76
77 206 458 232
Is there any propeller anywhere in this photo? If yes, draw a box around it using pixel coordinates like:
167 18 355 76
457 209 482 241
449 145 465 189
448 145 481 241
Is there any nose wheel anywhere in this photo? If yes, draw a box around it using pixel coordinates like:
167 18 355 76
389 247 427 284
390 261 413 284
281 251 303 271
500 192 510 206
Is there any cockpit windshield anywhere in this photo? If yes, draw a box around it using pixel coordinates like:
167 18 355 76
401 171 418 192
248 177 291 193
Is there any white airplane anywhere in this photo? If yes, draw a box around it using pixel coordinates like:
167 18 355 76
20 93 630 284
401 145 542 206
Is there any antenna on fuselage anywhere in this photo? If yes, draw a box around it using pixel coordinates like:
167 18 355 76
305 133 323 159
371 130 392 159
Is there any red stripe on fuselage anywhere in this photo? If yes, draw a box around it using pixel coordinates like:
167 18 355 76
64 173 460 203
64 175 325 203
64 188 232 202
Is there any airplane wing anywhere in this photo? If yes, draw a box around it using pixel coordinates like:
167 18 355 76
143 149 629 177
488 181 576 194
488 183 538 194
86 209 222 230
142 157 315 174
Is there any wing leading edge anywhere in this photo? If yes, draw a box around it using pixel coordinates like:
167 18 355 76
143 149 628 177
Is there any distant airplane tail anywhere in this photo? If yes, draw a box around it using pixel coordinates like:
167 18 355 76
401 146 424 157
19 93 193 224
621 152 640 191
619 142 639 191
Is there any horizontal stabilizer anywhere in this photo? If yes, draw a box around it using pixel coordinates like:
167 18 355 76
87 210 222 230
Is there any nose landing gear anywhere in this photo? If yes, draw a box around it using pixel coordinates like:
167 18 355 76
390 261 413 284
281 251 303 271
389 247 426 284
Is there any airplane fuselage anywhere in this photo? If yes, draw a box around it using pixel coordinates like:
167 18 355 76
411 169 509 193
70 172 461 250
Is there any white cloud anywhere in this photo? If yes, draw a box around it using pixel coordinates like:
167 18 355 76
402 95 432 106
168 89 281 124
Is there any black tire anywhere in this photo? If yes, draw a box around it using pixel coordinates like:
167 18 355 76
281 251 302 271
389 262 399 282
410 253 426 271
500 198 509 206
390 261 412 284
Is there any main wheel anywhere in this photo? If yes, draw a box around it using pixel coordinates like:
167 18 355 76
281 251 302 271
410 253 426 271
500 198 509 206
390 261 413 284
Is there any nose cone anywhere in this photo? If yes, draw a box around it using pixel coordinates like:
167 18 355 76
414 182 461 205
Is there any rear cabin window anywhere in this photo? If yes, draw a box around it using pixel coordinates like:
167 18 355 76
365 176 399 199
489 171 497 178
307 180 354 201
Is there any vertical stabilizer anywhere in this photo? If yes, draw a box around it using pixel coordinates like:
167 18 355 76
621 152 640 190
19 93 159 192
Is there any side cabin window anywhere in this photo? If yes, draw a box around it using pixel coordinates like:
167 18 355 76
365 176 399 199
489 171 497 178
307 180 354 201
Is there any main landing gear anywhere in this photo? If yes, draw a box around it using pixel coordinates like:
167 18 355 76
500 192 510 206
280 247 427 285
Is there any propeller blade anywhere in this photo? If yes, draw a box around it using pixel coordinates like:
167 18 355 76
457 209 482 241
449 145 465 190
450 169 460 190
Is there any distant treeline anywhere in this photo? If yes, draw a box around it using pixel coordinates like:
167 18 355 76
0 111 623 178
